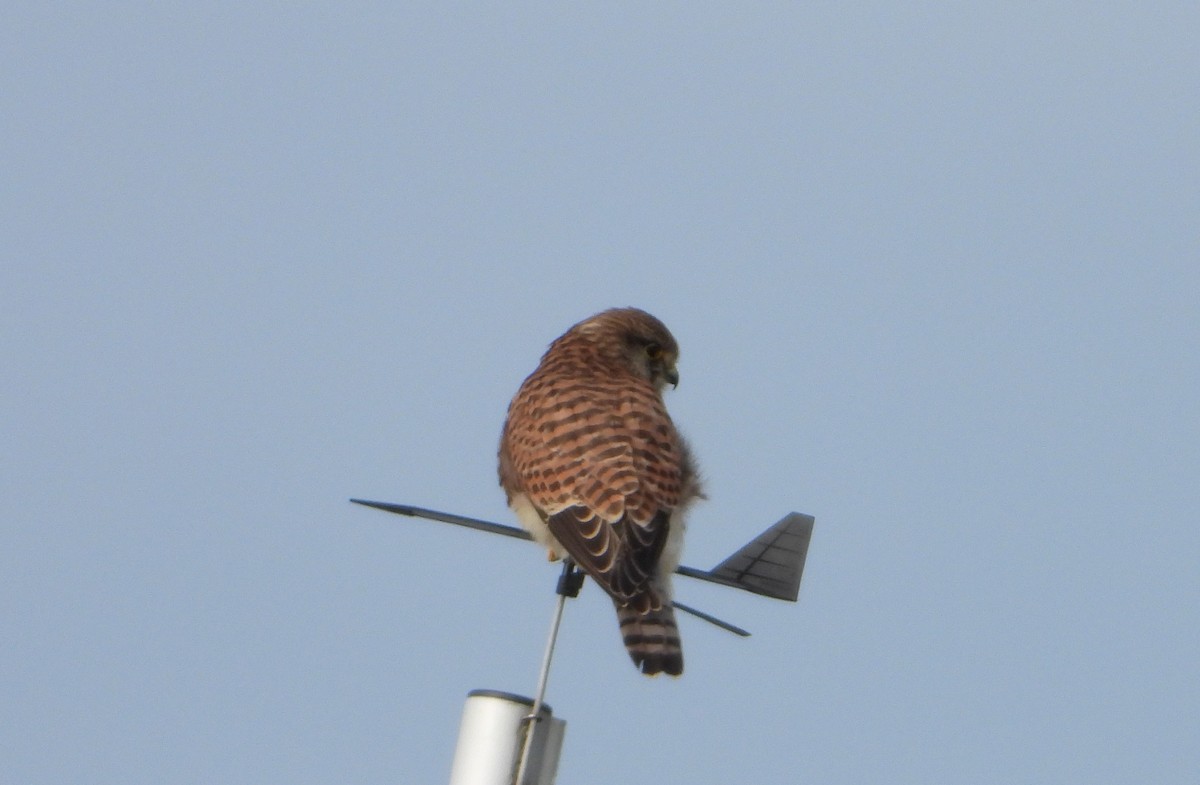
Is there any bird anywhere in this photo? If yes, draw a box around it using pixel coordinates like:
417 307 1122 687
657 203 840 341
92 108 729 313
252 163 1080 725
498 307 703 676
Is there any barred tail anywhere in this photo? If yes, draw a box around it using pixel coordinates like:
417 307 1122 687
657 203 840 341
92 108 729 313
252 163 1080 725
616 600 683 676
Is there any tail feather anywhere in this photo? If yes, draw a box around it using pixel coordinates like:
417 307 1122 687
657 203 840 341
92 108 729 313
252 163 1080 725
616 601 683 676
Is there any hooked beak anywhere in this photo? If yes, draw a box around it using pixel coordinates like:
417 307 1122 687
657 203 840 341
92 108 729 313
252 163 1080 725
664 366 679 388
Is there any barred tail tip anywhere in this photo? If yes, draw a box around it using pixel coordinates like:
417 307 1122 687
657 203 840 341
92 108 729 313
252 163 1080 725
617 603 684 677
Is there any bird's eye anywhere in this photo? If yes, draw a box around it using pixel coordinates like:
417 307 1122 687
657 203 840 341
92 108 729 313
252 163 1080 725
645 343 663 360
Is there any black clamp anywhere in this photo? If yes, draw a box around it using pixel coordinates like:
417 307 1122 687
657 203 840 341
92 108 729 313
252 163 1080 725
555 560 585 598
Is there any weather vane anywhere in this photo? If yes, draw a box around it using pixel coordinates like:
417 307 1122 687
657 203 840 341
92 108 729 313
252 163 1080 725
355 308 814 784
351 499 812 785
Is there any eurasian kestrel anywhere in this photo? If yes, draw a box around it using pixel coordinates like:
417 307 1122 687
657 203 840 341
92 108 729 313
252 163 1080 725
498 308 702 675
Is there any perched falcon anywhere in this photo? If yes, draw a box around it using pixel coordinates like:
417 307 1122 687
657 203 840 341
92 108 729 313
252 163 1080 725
498 308 703 676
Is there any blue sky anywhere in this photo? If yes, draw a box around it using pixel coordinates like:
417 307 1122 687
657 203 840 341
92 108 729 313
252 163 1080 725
4 4 1198 784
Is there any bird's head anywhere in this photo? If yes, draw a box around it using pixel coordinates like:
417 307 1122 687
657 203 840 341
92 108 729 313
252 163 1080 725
576 307 681 392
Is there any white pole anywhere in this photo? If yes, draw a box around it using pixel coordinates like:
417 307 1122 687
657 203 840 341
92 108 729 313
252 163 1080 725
447 690 565 785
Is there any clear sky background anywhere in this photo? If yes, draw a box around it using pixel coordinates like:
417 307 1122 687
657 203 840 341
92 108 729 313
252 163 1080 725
4 4 1198 784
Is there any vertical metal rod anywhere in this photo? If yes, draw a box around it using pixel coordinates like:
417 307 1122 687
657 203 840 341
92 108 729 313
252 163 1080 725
514 561 574 785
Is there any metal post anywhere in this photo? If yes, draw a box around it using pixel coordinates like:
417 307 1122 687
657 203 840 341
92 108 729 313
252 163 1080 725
513 561 582 785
